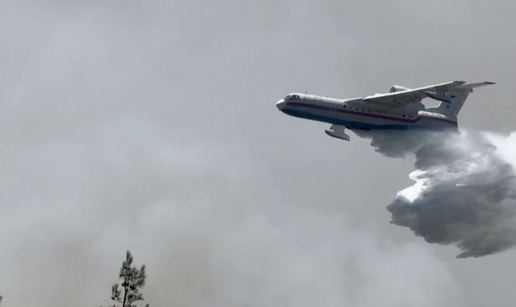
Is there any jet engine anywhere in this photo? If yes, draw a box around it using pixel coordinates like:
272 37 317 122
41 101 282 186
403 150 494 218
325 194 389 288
389 85 410 93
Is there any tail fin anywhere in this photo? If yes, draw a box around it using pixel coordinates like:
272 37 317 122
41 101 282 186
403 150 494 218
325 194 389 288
428 81 495 117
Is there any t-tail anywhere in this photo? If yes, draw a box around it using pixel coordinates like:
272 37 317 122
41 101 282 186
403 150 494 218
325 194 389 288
426 81 495 117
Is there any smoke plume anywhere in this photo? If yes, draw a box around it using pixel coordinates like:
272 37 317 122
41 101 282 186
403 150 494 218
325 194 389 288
368 130 516 258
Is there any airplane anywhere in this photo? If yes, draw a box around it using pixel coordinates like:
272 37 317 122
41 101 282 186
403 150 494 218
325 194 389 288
276 80 494 141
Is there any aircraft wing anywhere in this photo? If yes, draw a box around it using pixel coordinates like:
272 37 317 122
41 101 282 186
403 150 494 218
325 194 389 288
362 80 466 106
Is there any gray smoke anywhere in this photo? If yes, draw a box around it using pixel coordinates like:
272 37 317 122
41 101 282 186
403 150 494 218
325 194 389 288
369 130 516 258
0 1 471 306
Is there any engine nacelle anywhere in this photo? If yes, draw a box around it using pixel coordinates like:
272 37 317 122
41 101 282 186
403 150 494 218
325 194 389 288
389 85 410 93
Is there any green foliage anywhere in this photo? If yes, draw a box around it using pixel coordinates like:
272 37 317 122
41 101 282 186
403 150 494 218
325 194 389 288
109 251 149 307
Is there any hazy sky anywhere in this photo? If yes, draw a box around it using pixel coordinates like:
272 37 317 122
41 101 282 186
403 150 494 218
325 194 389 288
0 1 515 306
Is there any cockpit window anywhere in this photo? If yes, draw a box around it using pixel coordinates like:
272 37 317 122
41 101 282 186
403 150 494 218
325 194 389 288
284 94 300 101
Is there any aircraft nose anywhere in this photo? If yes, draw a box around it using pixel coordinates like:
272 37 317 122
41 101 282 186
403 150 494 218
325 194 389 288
276 99 286 110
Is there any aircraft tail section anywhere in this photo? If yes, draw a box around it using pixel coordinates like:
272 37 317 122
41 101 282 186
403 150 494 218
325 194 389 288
426 81 494 117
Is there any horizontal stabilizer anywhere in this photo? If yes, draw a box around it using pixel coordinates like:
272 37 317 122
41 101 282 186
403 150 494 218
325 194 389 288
425 80 495 117
455 81 495 91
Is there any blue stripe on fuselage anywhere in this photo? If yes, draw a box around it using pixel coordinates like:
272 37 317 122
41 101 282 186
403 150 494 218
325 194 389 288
283 108 434 131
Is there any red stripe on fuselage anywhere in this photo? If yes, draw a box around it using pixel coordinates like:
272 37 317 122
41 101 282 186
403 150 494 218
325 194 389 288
287 102 457 126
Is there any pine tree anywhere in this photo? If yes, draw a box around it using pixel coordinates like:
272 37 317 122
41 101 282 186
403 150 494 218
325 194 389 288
109 251 149 307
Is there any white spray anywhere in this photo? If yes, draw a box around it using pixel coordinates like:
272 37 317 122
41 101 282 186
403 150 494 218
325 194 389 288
368 130 516 258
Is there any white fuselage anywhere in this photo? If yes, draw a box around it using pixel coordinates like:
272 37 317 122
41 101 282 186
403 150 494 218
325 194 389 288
276 93 458 132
